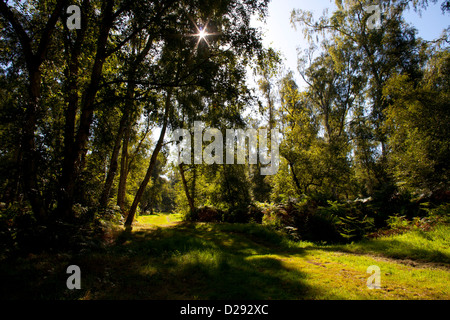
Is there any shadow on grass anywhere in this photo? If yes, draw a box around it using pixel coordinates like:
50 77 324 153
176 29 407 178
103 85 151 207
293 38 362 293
86 223 320 300
319 238 450 265
0 222 331 300
4 221 449 299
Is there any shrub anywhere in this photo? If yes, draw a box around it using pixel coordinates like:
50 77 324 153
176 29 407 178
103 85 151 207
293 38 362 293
224 206 262 223
420 202 450 222
320 201 374 242
261 202 296 229
247 204 264 224
195 206 223 222
223 207 246 223
262 208 283 229
367 202 449 238
259 197 376 243
386 215 410 230
97 205 123 224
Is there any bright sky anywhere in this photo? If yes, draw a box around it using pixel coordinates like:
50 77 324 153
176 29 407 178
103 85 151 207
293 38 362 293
251 0 450 85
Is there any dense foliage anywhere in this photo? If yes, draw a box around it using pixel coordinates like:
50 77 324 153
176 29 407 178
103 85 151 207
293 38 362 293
0 0 449 255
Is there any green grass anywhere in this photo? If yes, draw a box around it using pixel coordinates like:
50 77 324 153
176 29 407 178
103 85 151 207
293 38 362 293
136 212 184 227
332 224 450 264
1 213 449 300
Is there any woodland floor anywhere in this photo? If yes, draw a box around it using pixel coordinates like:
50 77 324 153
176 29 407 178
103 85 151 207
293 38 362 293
1 212 449 300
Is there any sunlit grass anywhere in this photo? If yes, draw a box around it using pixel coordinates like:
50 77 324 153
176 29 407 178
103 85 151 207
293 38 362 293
136 212 183 227
333 224 450 264
117 220 449 300
2 214 448 300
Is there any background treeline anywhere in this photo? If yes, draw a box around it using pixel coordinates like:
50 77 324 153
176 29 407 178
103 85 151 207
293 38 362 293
0 0 449 254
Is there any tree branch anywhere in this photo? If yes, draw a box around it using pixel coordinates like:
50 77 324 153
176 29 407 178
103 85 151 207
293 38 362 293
0 0 33 63
35 0 68 64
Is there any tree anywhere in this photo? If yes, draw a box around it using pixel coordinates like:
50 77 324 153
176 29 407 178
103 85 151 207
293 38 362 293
275 72 321 198
254 47 282 129
291 0 427 198
0 0 270 231
383 48 450 194
123 0 270 228
0 0 68 221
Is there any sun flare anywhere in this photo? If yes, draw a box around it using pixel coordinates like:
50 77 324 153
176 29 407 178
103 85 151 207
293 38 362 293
198 28 207 39
185 17 222 51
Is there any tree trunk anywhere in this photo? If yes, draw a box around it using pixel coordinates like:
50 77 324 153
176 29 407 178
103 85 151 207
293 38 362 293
100 33 155 209
116 113 153 211
178 164 196 214
124 89 172 228
117 125 131 211
57 1 114 219
4 147 22 203
288 160 302 195
191 165 197 208
22 67 47 221
149 199 154 215
323 106 332 143
99 113 128 208
0 0 67 221
59 18 86 219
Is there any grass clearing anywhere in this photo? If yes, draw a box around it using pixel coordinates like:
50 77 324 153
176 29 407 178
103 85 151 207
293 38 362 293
1 213 449 300
135 212 184 228
330 224 450 264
